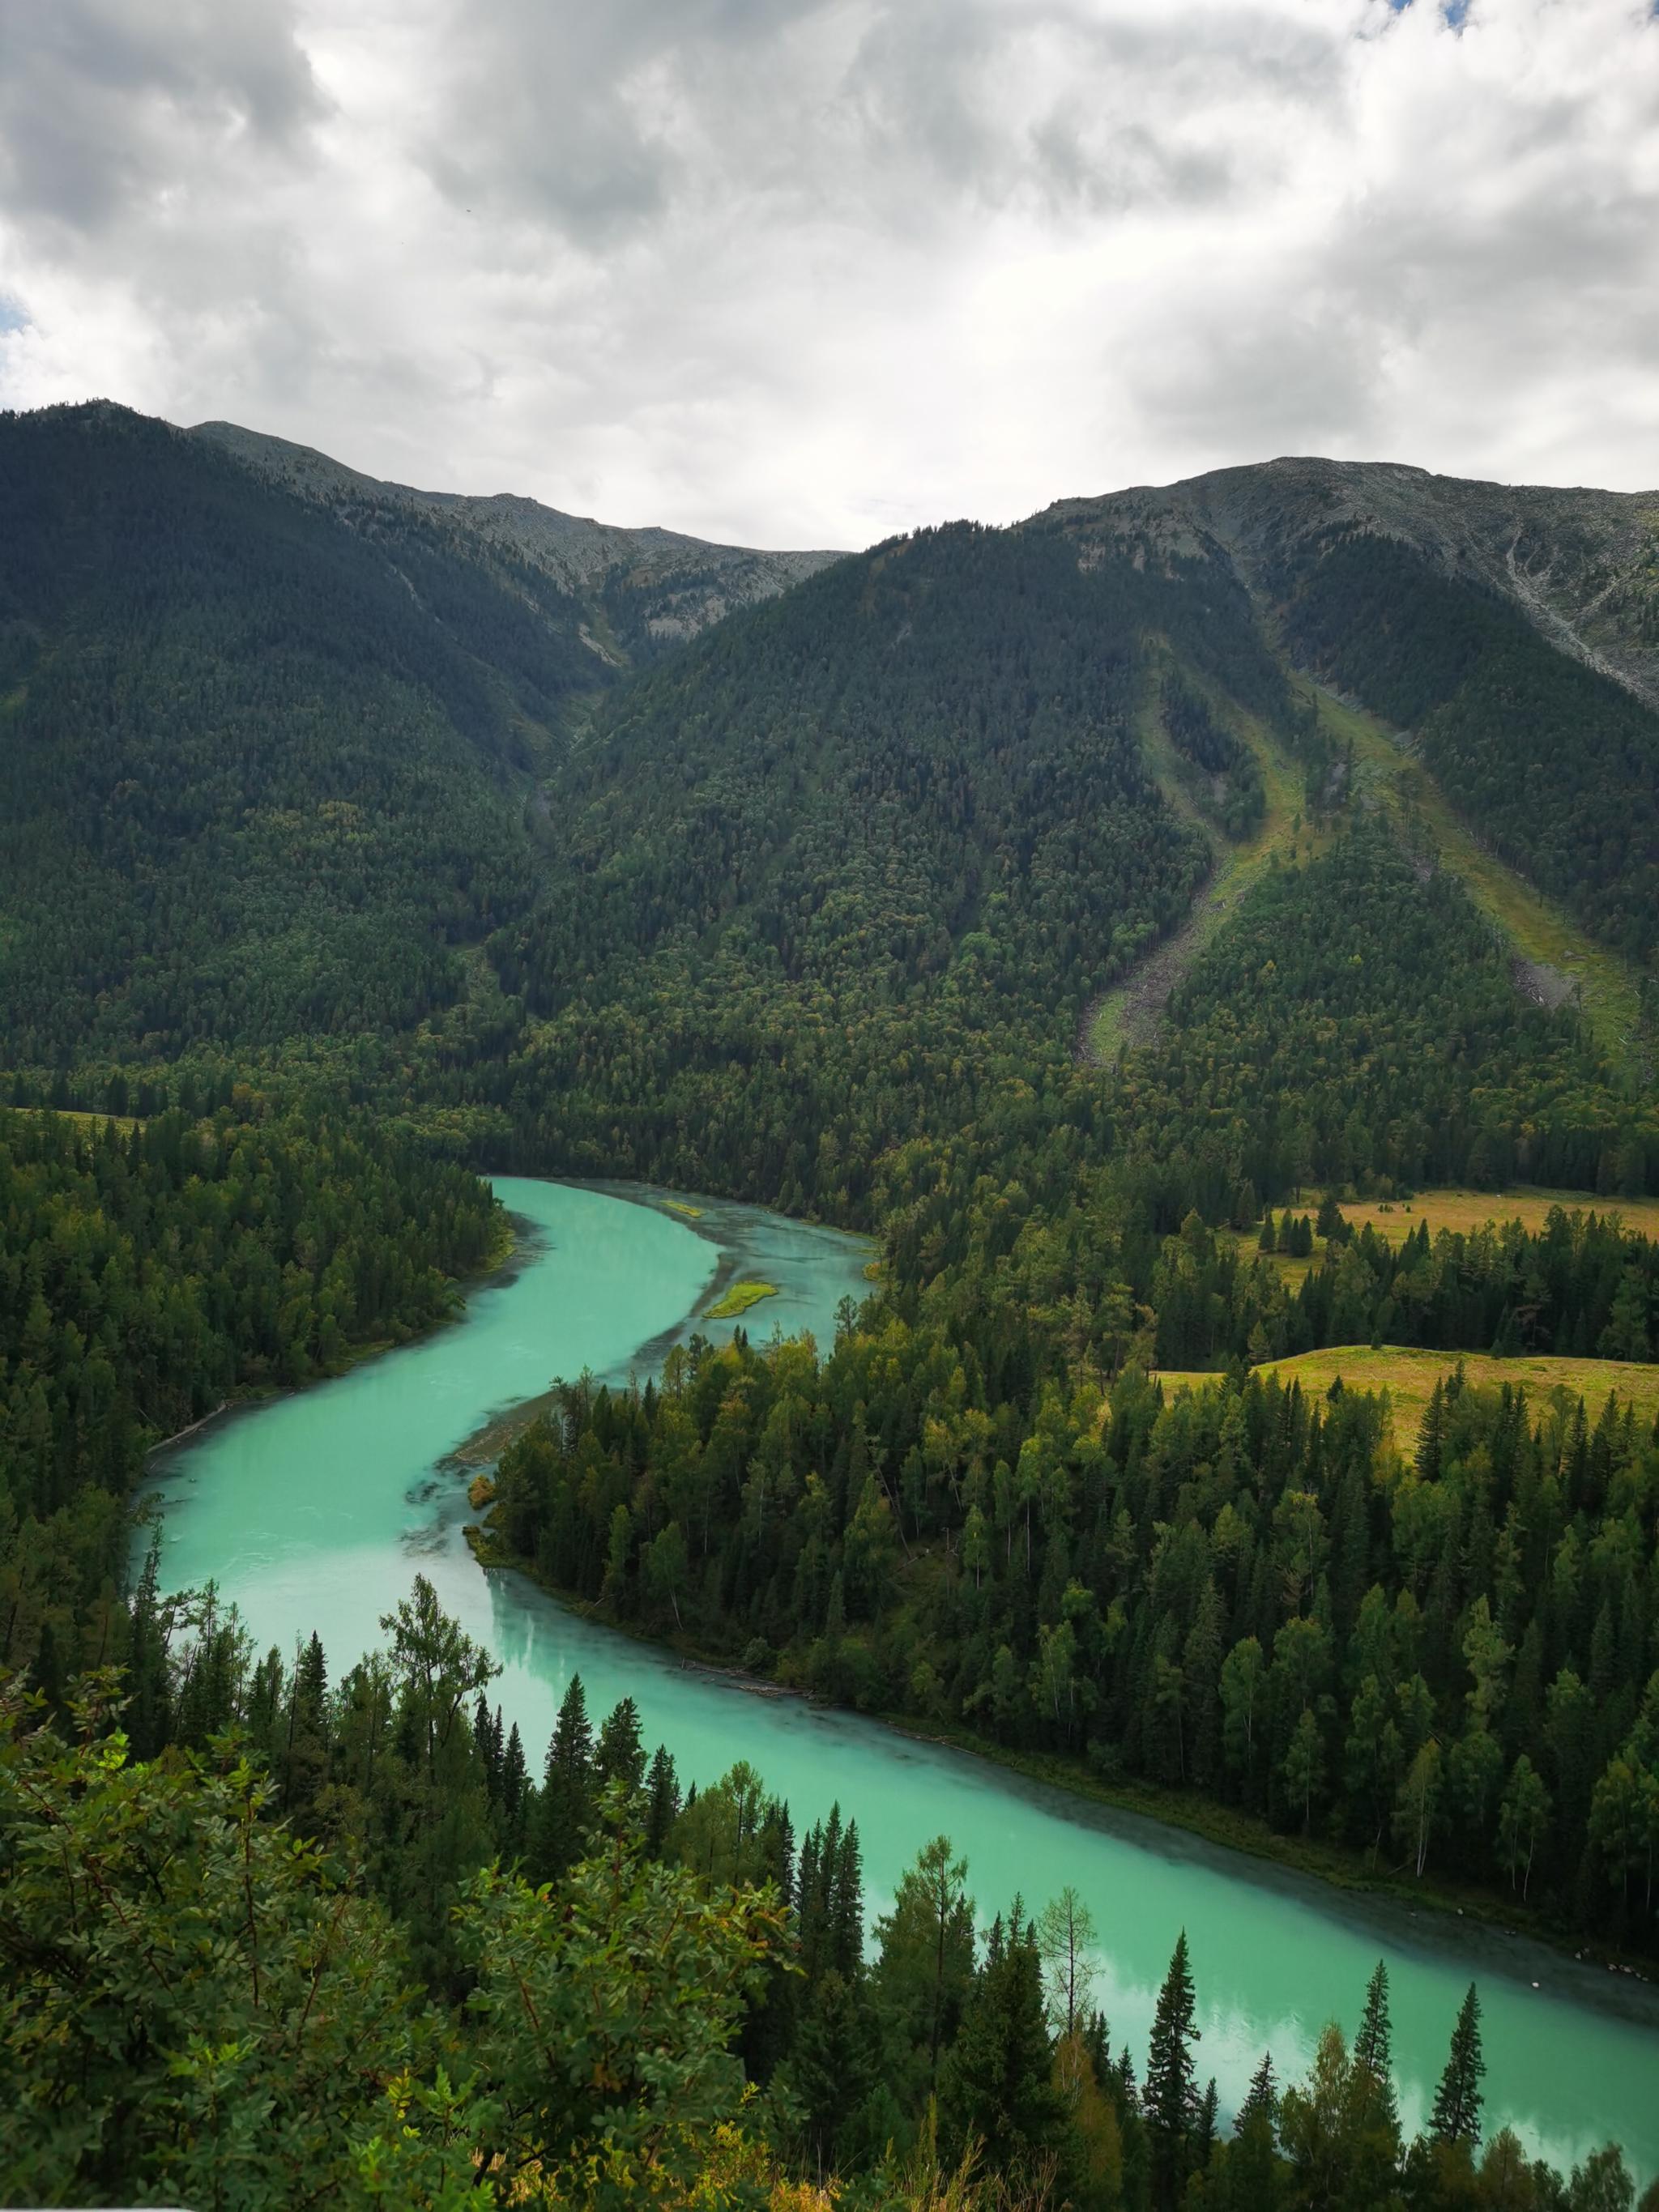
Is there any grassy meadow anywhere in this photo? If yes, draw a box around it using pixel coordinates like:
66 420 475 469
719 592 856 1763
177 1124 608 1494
1154 1343 1659 1451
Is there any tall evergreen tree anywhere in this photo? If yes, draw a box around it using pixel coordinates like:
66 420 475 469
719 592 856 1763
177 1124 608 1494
941 1906 1067 2184
1145 1930 1201 2212
595 1695 646 1791
643 1744 681 1858
1353 1958 1401 2142
1430 1983 1486 2148
531 1674 595 1882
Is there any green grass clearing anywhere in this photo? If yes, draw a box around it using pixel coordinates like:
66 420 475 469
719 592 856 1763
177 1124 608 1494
1089 680 1317 1060
1154 1344 1659 1451
1341 1184 1659 1245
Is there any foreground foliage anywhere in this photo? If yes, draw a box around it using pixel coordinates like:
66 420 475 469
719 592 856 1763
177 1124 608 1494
6 1619 1657 2212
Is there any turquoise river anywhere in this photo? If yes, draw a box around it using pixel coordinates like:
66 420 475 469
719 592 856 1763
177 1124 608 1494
143 1177 1659 2179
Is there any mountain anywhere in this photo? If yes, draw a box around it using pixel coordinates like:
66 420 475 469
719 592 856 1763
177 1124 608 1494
3 409 1655 1206
190 420 841 659
456 484 1654 1212
0 402 835 1064
1051 456 1659 707
1043 460 1659 967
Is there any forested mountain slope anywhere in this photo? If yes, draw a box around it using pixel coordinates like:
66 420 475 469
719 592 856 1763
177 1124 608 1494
4 405 1654 1209
1059 457 1659 710
477 515 1294 1208
1052 462 1659 968
0 403 829 1068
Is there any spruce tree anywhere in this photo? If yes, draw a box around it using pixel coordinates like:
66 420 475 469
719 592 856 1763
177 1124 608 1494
1430 1982 1486 2147
830 1816 866 1980
1145 1930 1200 2211
1226 2057 1284 2212
500 1721 528 1847
595 1695 645 1790
1196 2077 1219 2172
787 1968 876 2172
642 1745 680 1858
940 1904 1065 2183
1237 2052 1277 2135
1352 1958 1401 2142
531 1675 595 1882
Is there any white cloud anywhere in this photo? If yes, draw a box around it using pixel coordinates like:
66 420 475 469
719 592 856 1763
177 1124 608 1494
2 0 1655 546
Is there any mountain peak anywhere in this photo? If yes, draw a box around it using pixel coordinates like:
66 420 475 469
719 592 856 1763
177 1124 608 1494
1039 452 1659 711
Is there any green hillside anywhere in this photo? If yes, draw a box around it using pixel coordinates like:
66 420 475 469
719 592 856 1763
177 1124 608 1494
0 403 565 1059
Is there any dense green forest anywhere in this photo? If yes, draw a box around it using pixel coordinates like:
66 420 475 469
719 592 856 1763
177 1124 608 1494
0 1101 502 1692
1153 1203 1658 1371
0 403 561 1059
6 1581 1655 2211
477 518 1265 1209
491 1294 1659 1952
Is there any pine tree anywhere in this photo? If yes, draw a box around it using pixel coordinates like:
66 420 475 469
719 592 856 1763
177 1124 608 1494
1352 1958 1401 2142
595 1695 646 1790
500 1722 528 1847
1416 1379 1446 1481
1237 2052 1277 2135
550 1676 593 1777
473 1696 500 1803
1430 1983 1486 2147
126 1532 171 1760
1226 2055 1284 2211
1195 2077 1219 2172
643 1745 680 1858
829 1816 866 1980
1145 1929 1200 2211
787 1967 876 2172
531 1675 595 1882
296 1631 329 1715
940 1905 1065 2182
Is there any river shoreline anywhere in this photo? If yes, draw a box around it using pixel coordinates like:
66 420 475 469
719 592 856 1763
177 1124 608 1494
153 1167 1655 1990
143 1207 522 1468
143 1170 1659 2172
468 1512 1657 1988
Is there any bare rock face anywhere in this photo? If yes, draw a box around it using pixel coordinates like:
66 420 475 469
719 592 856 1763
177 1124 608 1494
190 420 842 657
1042 457 1659 711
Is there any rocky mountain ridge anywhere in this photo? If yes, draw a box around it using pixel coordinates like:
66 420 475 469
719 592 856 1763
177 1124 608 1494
190 420 842 653
1046 455 1659 710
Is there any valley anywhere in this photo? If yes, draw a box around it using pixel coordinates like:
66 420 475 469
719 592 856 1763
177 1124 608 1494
6 405 1659 2210
139 1176 1659 2184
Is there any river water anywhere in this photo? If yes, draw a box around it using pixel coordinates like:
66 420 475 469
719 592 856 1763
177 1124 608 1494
143 1176 1659 2178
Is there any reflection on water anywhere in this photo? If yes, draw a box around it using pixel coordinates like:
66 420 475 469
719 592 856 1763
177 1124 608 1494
143 1176 1659 2181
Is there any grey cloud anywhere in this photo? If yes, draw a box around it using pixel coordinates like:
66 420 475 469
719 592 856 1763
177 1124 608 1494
418 0 827 244
1127 292 1383 460
2 0 1657 544
842 1 1345 219
0 0 322 232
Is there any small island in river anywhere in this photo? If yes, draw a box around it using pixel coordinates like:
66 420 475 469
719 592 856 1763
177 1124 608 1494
703 1277 779 1319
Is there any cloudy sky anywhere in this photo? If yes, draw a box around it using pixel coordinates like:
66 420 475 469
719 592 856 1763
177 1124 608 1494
2 0 1656 548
